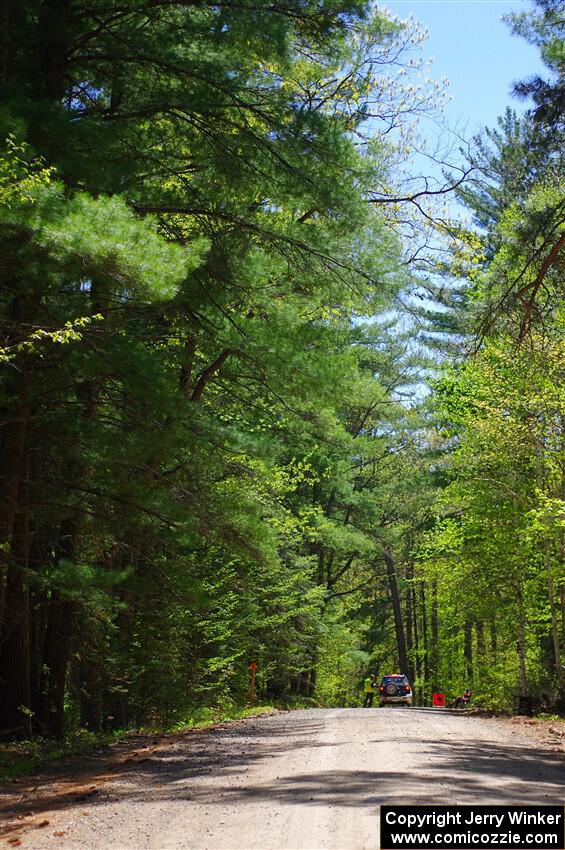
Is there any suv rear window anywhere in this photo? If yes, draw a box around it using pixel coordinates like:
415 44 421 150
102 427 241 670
381 675 409 686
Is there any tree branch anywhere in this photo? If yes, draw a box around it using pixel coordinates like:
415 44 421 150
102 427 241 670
517 230 565 340
189 348 234 402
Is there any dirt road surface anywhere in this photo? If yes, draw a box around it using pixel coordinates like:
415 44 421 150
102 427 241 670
2 708 564 850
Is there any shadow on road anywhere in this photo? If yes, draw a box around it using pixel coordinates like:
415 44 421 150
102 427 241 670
118 732 562 807
1 711 563 842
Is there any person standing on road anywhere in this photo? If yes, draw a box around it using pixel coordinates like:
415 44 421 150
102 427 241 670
363 673 376 707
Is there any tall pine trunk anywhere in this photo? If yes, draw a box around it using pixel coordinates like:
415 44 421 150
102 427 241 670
37 594 75 737
36 517 80 737
420 583 429 685
430 580 439 690
405 563 414 681
516 584 528 700
544 554 565 707
463 620 473 681
0 407 29 640
0 474 31 735
384 547 409 676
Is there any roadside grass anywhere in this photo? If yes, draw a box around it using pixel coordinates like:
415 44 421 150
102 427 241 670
532 713 565 722
0 728 129 782
0 704 279 782
166 703 279 732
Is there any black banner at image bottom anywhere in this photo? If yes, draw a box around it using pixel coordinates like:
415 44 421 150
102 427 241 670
380 805 565 850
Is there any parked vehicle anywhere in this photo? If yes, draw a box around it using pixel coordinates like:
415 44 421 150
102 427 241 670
378 674 413 707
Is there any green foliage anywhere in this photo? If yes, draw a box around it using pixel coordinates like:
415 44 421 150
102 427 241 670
0 135 53 205
1 0 440 736
421 333 564 706
507 0 565 132
315 603 370 706
408 2 565 714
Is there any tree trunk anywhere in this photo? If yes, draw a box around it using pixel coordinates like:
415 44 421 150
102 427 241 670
560 584 565 655
30 581 50 724
36 594 75 737
383 547 409 676
0 477 31 736
430 580 439 690
463 620 473 681
405 563 414 680
411 584 421 680
308 662 317 698
79 659 104 732
489 617 498 658
36 516 80 737
0 289 37 637
420 583 429 682
0 410 29 639
545 555 564 692
0 0 11 83
35 0 72 101
516 584 528 699
475 621 486 667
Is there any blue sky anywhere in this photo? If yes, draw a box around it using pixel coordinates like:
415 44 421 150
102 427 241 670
383 0 545 137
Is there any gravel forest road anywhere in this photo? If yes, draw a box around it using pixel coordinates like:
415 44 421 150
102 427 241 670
3 708 564 850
